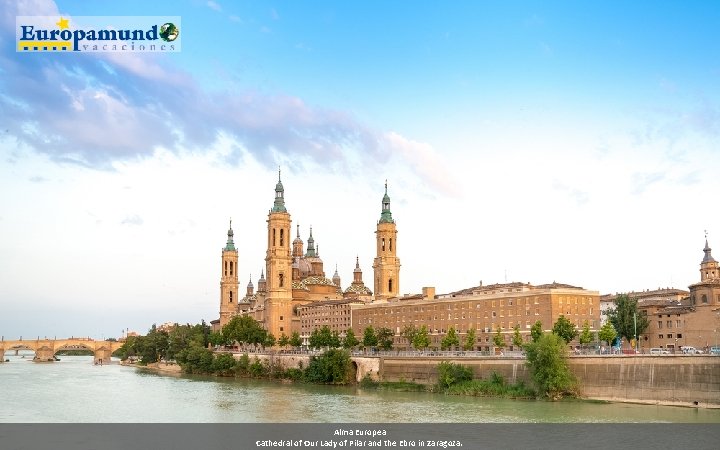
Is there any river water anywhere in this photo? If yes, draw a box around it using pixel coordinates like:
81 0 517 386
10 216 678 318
1 354 718 423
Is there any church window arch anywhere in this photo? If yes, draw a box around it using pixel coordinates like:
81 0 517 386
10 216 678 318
273 228 276 246
389 238 393 251
388 278 393 292
702 294 708 304
382 238 386 251
279 273 284 287
280 229 284 246
230 261 233 276
229 291 233 303
224 261 227 276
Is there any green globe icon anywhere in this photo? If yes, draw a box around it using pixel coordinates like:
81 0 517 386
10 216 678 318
159 23 179 42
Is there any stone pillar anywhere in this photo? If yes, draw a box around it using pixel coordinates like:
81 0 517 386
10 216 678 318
34 346 55 362
94 348 112 364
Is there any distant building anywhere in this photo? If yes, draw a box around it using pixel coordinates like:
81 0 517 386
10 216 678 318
600 288 689 326
638 237 720 351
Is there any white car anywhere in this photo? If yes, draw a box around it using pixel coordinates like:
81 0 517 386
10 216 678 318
649 348 669 355
681 347 703 354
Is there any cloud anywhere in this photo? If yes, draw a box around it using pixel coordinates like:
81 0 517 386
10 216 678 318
552 181 590 206
207 1 221 12
632 171 666 195
0 0 456 198
29 176 48 183
121 214 143 226
382 132 460 197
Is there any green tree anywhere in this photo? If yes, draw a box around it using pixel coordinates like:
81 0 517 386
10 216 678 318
463 328 476 351
552 315 579 344
289 331 302 349
441 327 460 350
437 361 473 389
530 320 544 343
278 333 289 348
304 349 353 384
412 325 430 350
493 326 505 349
329 330 342 349
264 333 276 348
222 316 267 349
208 331 228 347
512 324 524 349
362 326 378 349
401 325 417 349
579 320 594 346
376 327 394 351
608 294 649 348
343 328 359 349
598 321 618 347
524 333 577 400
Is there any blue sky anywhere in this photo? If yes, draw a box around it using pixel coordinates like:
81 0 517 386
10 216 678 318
0 0 718 339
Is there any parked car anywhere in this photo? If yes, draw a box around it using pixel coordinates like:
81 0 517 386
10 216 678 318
649 348 669 355
681 346 703 354
709 346 720 356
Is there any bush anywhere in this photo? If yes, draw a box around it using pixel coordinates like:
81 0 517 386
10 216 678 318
283 368 304 381
524 333 577 400
304 349 352 384
437 361 473 389
248 358 267 378
211 353 236 375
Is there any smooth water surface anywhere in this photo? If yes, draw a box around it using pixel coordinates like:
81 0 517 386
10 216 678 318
1 354 718 423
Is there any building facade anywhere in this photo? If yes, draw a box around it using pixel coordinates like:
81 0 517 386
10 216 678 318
352 282 600 351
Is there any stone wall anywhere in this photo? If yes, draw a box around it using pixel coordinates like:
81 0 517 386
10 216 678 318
378 355 720 408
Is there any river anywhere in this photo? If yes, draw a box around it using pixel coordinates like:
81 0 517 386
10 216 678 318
1 353 718 423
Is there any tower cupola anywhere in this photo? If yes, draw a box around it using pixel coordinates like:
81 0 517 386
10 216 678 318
272 168 287 213
379 180 394 223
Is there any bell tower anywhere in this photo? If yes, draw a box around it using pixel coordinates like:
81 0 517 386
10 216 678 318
265 168 293 340
219 219 239 328
373 181 400 300
700 231 718 282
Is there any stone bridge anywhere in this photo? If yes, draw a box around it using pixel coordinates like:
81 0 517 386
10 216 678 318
0 338 123 364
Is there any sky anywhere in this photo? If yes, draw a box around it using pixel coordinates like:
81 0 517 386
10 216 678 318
0 0 718 340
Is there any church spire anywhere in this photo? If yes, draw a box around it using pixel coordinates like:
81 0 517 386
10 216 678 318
379 179 394 223
271 167 287 213
224 218 236 251
703 231 716 263
306 226 317 257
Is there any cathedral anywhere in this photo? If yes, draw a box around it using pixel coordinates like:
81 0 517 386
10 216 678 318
215 171 399 339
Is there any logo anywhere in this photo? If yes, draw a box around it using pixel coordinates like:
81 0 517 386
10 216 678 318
16 16 182 52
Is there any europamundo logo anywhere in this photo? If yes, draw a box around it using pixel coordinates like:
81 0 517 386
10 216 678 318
16 16 181 52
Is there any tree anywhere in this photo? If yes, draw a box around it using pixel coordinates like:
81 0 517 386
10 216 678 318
329 330 342 349
376 327 394 351
608 294 649 348
222 316 267 348
264 333 276 348
441 327 460 350
412 325 430 350
289 331 302 349
493 326 505 349
530 320 543 343
524 332 577 400
343 328 359 349
512 324 524 349
278 333 289 348
552 315 579 344
401 325 417 349
598 321 618 347
579 320 594 346
362 326 378 349
208 331 228 347
463 328 476 351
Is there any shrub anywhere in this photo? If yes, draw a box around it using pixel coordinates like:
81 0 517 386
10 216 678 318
304 349 352 384
524 333 578 400
437 361 473 389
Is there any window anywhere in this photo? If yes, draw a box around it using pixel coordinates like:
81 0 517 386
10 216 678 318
667 321 672 328
702 294 708 304
280 229 284 246
224 261 227 276
279 273 284 287
676 320 681 328
229 291 233 303
230 261 233 276
389 238 393 251
280 316 283 320
659 334 663 339
273 229 276 246
658 321 662 329
677 333 682 339
382 238 386 251
667 334 673 339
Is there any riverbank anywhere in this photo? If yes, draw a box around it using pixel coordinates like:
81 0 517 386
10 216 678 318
120 360 183 374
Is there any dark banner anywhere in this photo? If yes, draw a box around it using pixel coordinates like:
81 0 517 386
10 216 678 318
1 424 719 450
